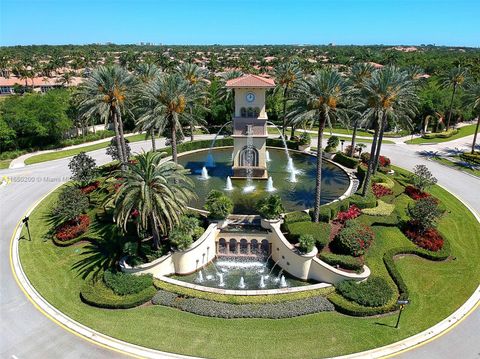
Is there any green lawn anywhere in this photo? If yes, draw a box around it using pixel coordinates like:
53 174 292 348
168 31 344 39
24 133 149 165
431 156 480 177
18 175 480 358
0 159 11 169
405 124 478 144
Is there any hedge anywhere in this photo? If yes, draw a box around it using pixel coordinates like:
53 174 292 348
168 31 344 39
103 270 153 296
284 211 311 224
309 199 351 222
80 279 156 309
318 253 364 271
422 129 458 139
52 235 86 247
333 152 360 169
460 152 480 165
328 292 397 317
349 192 377 209
361 200 395 216
356 212 400 227
153 279 334 304
266 138 298 150
152 290 334 318
335 276 394 307
286 221 331 249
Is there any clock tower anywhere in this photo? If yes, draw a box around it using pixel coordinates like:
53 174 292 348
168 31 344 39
225 74 275 179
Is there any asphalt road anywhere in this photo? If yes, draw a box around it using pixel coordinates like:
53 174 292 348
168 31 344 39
1 135 479 359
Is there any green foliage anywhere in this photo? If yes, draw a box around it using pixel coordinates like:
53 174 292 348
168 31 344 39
318 253 364 271
169 216 203 250
422 129 458 139
411 164 437 191
286 221 331 249
298 234 316 254
298 131 311 145
266 137 298 150
106 137 131 161
460 151 480 165
333 220 375 256
349 192 377 209
68 152 97 185
284 210 311 224
256 194 284 220
103 270 153 296
328 292 396 317
204 190 233 220
333 152 359 168
80 278 155 309
408 196 443 231
53 186 89 222
361 200 395 216
169 227 193 251
325 135 340 152
335 276 394 307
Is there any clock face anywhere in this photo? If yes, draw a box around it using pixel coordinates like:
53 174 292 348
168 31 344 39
246 92 255 103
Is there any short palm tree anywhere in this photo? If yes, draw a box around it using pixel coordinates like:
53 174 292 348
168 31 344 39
288 69 351 222
136 73 201 163
112 151 196 250
274 62 302 138
360 66 418 195
176 63 208 141
77 65 134 167
440 66 468 130
464 81 480 154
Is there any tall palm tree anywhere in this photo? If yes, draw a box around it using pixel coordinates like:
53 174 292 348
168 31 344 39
288 69 351 222
218 70 243 121
176 63 208 141
274 62 302 138
136 73 200 164
348 63 375 156
112 151 196 250
76 65 134 167
440 66 468 130
464 81 480 154
360 66 418 195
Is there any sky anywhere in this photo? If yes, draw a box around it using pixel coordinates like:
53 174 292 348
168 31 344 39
0 0 479 47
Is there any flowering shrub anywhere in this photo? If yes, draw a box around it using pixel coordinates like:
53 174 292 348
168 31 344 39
79 181 100 194
333 220 375 256
336 205 361 223
404 222 444 251
372 183 393 198
405 185 430 200
55 214 90 241
378 155 391 168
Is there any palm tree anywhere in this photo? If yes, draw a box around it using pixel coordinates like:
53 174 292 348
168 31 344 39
274 62 302 138
360 66 418 195
176 63 208 141
218 70 243 121
440 66 468 130
288 69 351 222
76 65 134 167
136 73 201 164
464 81 480 154
112 151 196 250
348 63 375 156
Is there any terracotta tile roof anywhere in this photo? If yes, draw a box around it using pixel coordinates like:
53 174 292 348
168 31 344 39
226 74 275 88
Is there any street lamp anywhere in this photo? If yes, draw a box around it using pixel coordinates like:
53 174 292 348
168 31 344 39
22 216 32 241
395 299 409 328
340 139 345 152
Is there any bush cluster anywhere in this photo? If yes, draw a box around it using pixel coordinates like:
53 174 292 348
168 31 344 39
349 192 377 209
404 223 444 251
53 186 90 222
328 292 395 317
79 181 100 194
55 214 90 242
325 136 339 153
460 151 480 165
372 183 393 198
256 194 284 220
266 138 298 150
286 221 331 249
361 200 395 217
298 234 316 254
284 211 311 224
404 185 430 200
408 196 443 232
335 276 394 307
422 129 458 139
333 220 375 256
312 199 351 222
335 205 361 223
169 215 204 251
333 152 359 168
318 252 364 271
103 270 153 296
152 290 334 318
204 190 233 220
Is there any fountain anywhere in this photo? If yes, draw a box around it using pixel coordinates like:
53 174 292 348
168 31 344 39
289 170 297 183
279 275 287 288
205 121 232 168
265 150 271 162
196 270 204 283
267 121 297 173
206 274 214 280
225 176 233 191
200 166 209 180
238 277 246 289
287 157 295 173
259 275 266 288
266 177 276 192
218 273 225 287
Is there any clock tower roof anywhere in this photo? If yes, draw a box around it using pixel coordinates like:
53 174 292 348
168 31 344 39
225 74 275 89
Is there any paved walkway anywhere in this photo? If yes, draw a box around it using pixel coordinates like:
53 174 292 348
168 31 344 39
1 133 479 358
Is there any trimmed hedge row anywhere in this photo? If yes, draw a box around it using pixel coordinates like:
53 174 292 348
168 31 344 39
266 138 299 150
335 276 394 307
152 290 334 318
328 292 397 317
333 152 360 169
460 152 480 165
308 198 351 222
52 235 86 247
349 192 377 209
286 221 331 249
80 279 156 309
422 129 458 139
284 211 311 224
318 252 364 271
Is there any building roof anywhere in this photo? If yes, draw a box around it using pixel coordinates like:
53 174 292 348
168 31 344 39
226 74 275 88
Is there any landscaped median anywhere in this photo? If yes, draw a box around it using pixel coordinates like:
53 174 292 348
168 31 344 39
15 161 480 358
405 123 478 144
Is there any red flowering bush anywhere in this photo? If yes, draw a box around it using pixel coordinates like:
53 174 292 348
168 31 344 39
405 185 430 200
55 214 90 241
79 181 100 194
378 155 391 168
336 205 361 223
372 183 393 198
333 220 375 256
404 221 444 251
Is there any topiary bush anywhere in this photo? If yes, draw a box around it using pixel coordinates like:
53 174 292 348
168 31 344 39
335 276 394 307
103 270 153 296
298 234 316 254
256 194 284 220
333 152 359 168
332 220 375 256
284 211 311 224
286 221 331 250
204 190 233 220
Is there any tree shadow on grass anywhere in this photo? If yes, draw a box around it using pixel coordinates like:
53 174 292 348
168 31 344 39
373 321 397 329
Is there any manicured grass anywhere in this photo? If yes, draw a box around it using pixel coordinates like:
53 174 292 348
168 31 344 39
24 133 149 165
431 156 480 178
0 159 11 169
17 173 480 358
405 124 478 144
